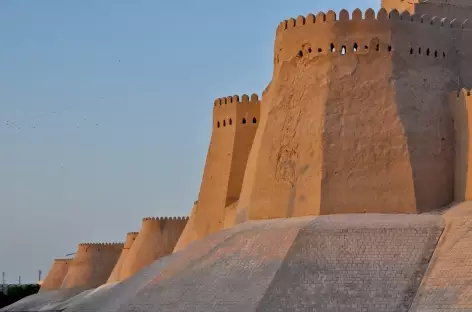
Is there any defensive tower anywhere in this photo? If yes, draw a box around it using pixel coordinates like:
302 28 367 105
450 88 472 202
234 8 465 224
106 232 139 283
176 95 260 250
120 217 188 280
40 258 72 292
60 242 123 290
382 0 472 21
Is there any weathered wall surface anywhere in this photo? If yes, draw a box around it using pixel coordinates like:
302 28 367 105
120 217 187 280
116 214 442 312
60 243 123 290
173 202 198 252
236 9 458 223
409 202 472 311
449 89 472 202
40 259 72 292
106 232 139 283
176 95 260 250
223 200 238 229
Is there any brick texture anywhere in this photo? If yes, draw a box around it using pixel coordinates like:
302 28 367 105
409 202 472 312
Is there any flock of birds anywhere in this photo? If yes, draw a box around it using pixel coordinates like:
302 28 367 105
3 105 101 131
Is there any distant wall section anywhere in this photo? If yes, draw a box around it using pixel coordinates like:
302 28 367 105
60 243 123 290
177 95 260 250
107 232 139 283
40 259 72 292
121 217 187 280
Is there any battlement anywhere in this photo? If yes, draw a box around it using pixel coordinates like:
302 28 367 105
213 94 260 130
213 94 259 106
53 258 73 262
276 8 467 33
78 242 124 247
142 216 189 221
273 8 464 72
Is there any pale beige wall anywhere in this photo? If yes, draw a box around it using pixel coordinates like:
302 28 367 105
176 95 260 250
450 89 472 201
107 232 139 283
236 8 457 221
121 217 187 280
40 258 72 291
60 243 123 290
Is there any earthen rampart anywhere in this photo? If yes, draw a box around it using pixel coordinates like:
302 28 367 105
40 258 72 292
107 232 139 283
175 94 260 251
60 242 123 290
120 216 187 280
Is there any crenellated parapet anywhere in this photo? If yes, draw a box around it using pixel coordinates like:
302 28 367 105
213 94 260 131
273 8 464 76
142 216 189 221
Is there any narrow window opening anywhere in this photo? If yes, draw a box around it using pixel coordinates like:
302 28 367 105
330 43 335 52
364 45 368 50
242 118 247 124
443 52 446 59
297 50 303 58
223 120 226 127
388 46 392 52
434 50 438 58
229 118 232 125
353 43 358 52
252 117 257 124
376 44 379 51
410 48 413 54
217 121 220 128
426 48 430 56
307 47 312 53
418 47 422 54
318 48 322 53
341 45 347 55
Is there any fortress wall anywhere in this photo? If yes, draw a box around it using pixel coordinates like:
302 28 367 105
60 243 123 290
106 232 139 283
223 200 238 229
121 217 186 280
174 202 198 252
238 9 458 221
449 89 472 201
389 11 459 212
40 258 72 291
176 95 260 251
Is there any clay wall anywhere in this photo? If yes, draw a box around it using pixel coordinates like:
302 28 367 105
449 89 472 201
174 202 198 252
107 232 139 283
60 242 123 290
382 0 418 14
176 95 260 250
40 258 72 292
414 2 472 22
120 217 187 280
235 8 459 224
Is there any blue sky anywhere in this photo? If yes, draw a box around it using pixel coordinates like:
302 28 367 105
0 0 378 284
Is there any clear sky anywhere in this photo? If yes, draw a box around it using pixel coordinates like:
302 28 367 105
0 0 379 284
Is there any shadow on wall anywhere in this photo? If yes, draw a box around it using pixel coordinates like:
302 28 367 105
390 12 457 213
451 89 471 201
